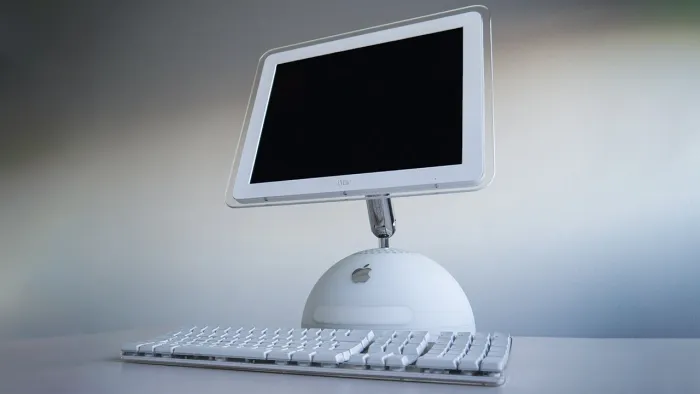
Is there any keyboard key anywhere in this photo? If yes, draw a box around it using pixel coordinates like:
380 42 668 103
308 328 323 337
490 332 508 340
374 330 396 339
366 352 393 368
319 330 336 341
139 342 166 355
401 342 425 355
458 355 482 372
472 333 490 345
153 343 180 355
287 339 307 347
173 346 211 357
435 334 454 345
351 330 374 346
385 354 418 368
429 343 449 354
346 353 369 367
312 349 347 364
426 349 444 357
254 340 276 348
487 346 508 357
374 336 393 345
394 331 412 341
407 331 429 344
480 355 508 373
229 346 263 359
206 346 257 359
266 348 296 362
490 334 510 348
385 343 403 354
291 349 316 363
471 339 488 348
276 328 294 337
416 354 459 370
468 343 488 357
335 341 364 355
451 343 469 354
198 327 219 338
289 333 308 342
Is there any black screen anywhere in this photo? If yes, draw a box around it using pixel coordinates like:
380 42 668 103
250 27 463 184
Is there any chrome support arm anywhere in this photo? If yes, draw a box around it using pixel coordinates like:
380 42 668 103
366 197 396 248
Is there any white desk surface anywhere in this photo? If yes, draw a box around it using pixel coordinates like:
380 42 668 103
2 329 699 394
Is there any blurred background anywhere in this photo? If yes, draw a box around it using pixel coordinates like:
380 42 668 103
1 0 699 340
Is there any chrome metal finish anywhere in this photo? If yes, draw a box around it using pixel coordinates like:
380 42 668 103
366 197 395 248
378 237 390 248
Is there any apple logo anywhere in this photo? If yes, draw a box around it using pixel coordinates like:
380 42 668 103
351 264 371 283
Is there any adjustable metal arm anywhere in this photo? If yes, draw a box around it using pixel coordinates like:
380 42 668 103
366 197 396 248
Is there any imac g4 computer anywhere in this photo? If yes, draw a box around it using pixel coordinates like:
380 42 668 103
225 6 494 335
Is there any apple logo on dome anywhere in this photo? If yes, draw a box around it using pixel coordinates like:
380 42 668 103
351 264 371 283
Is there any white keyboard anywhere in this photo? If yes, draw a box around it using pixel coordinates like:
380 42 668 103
121 326 512 387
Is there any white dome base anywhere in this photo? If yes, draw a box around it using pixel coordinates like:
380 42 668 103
301 248 476 335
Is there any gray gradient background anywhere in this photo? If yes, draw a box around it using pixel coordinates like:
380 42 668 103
1 0 699 340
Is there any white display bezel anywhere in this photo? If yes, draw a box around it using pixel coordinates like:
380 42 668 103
226 6 493 207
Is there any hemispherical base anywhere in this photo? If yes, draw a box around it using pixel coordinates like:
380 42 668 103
301 248 475 334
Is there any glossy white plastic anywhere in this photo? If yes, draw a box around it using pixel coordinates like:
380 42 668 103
225 5 495 208
301 248 476 335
